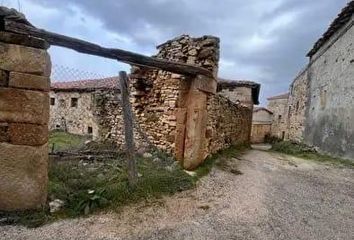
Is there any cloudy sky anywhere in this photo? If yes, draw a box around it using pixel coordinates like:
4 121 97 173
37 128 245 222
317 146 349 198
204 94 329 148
2 0 349 105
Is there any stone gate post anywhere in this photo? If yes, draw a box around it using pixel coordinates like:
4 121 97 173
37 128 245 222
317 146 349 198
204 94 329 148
0 31 51 210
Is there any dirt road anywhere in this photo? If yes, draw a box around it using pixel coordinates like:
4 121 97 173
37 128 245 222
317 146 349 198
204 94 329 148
1 148 354 240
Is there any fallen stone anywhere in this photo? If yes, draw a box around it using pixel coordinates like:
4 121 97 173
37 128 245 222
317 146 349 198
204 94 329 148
49 199 65 213
184 170 197 177
143 152 153 158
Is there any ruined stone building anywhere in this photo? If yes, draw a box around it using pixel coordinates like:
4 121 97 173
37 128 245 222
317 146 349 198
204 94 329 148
251 107 273 143
49 35 260 166
50 77 119 140
269 1 354 159
1 7 263 210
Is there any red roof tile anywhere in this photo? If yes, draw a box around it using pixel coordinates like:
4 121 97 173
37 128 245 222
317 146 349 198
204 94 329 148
51 77 120 91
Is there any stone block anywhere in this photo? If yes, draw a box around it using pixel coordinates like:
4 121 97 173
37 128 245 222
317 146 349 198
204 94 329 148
9 123 48 146
0 142 48 211
0 42 51 76
9 72 50 91
0 88 49 125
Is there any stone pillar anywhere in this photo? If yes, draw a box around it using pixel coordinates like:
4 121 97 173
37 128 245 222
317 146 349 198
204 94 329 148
0 31 51 211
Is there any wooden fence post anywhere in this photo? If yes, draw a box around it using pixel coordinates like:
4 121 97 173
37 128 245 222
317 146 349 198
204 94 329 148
119 71 137 187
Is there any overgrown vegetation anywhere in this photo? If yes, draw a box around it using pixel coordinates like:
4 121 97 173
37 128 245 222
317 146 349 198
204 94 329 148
271 141 354 168
1 132 249 227
49 130 89 152
48 155 194 218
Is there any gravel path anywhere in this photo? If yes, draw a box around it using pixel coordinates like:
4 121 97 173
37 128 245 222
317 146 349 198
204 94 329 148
1 148 354 240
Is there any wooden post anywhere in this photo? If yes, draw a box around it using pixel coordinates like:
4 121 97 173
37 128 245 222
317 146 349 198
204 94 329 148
119 71 137 187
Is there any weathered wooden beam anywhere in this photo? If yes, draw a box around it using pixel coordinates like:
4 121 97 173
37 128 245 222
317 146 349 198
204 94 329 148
4 20 213 77
119 71 137 187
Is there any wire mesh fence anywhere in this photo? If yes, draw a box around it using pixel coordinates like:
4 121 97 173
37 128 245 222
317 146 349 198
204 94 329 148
51 64 115 83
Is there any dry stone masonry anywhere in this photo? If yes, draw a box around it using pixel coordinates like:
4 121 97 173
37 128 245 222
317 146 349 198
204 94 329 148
93 35 256 169
0 31 51 210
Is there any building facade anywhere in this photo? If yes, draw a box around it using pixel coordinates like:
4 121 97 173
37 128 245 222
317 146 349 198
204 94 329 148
267 93 289 140
49 77 119 140
251 107 273 143
268 1 354 160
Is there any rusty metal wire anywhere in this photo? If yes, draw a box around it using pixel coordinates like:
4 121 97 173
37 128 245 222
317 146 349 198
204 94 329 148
51 64 112 83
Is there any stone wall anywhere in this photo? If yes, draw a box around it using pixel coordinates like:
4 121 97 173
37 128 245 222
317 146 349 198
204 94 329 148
95 35 255 167
304 19 354 159
0 32 51 210
267 97 288 139
92 89 149 150
129 35 220 155
287 68 309 142
206 95 252 154
49 90 100 139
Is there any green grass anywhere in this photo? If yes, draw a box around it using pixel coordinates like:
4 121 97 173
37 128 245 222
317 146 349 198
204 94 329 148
1 152 194 227
1 144 248 227
48 156 194 218
271 141 354 168
194 145 249 178
49 131 89 152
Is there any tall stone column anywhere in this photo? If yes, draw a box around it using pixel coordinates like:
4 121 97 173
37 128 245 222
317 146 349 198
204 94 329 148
0 31 51 211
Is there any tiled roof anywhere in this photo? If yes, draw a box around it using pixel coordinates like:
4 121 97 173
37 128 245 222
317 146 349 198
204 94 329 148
267 93 289 101
51 77 120 91
307 1 354 57
217 78 261 105
253 107 273 114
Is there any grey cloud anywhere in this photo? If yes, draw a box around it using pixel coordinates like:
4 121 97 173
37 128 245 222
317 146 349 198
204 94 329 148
28 0 349 104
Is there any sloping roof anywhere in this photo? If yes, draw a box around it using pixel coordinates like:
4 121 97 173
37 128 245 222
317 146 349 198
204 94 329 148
51 77 120 92
253 107 273 115
267 92 289 101
307 1 354 57
217 78 261 105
